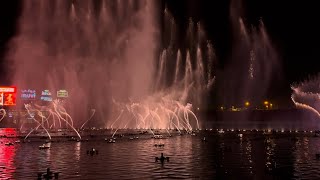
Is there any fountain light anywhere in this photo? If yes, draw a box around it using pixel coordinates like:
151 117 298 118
23 100 82 140
0 109 6 123
245 101 250 107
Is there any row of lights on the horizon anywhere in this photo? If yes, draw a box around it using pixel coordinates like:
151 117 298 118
199 128 314 134
85 128 315 133
219 100 274 111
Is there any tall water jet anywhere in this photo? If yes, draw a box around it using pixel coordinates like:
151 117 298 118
217 0 281 108
110 10 216 130
173 50 182 85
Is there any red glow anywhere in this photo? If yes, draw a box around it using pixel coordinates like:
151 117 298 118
0 142 16 178
0 86 17 106
4 128 17 135
3 93 16 106
0 129 17 178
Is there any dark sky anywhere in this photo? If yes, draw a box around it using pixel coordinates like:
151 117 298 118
164 0 320 80
0 0 319 107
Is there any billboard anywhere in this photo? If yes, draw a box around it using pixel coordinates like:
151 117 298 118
0 86 16 106
21 89 36 100
57 90 68 98
40 90 52 101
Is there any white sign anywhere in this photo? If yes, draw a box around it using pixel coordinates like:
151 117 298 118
57 90 68 98
0 87 15 93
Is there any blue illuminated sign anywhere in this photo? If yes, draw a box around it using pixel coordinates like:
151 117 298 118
21 89 36 100
40 90 52 101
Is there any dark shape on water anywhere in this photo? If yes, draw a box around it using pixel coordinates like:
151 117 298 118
87 148 98 155
202 137 207 142
316 153 320 159
154 143 165 147
37 168 60 180
155 153 169 163
4 142 14 146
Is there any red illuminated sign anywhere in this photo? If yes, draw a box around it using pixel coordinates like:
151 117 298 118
0 86 17 106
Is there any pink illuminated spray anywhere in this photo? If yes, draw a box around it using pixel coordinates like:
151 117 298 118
291 74 320 118
6 1 215 132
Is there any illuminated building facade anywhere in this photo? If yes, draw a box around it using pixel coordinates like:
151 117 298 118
0 86 69 127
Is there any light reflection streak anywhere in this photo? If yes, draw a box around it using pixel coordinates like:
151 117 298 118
245 140 253 174
265 137 275 171
0 129 18 179
0 145 16 179
74 141 81 161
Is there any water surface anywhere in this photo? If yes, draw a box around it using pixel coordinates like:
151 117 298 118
0 129 320 179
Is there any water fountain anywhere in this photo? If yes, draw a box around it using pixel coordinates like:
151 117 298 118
23 99 81 139
109 11 216 132
291 74 320 118
5 0 157 128
5 0 215 132
217 0 281 108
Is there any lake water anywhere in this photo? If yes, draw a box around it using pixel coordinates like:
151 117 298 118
1 129 320 179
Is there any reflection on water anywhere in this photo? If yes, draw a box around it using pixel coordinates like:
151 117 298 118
265 137 275 172
0 142 16 179
0 128 17 179
293 137 320 178
74 141 81 161
0 129 320 179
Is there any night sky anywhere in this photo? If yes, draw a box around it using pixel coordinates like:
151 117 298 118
0 0 319 107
